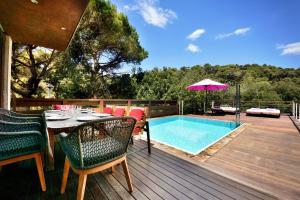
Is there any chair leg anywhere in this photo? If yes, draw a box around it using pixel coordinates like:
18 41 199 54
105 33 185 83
111 166 115 173
77 173 87 200
35 153 47 192
61 157 70 194
121 158 133 192
130 136 134 144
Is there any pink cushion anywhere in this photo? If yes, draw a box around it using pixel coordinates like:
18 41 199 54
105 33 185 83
129 109 144 121
113 108 125 117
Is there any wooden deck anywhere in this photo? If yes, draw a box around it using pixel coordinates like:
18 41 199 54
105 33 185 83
196 113 300 200
0 140 275 200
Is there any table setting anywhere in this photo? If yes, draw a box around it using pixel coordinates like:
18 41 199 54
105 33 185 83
45 108 112 128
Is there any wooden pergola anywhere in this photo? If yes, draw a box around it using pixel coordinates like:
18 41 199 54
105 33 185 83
0 0 89 109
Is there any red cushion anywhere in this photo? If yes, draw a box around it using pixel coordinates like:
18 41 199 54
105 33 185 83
53 105 63 110
113 108 125 117
103 107 113 114
53 105 76 110
129 109 144 121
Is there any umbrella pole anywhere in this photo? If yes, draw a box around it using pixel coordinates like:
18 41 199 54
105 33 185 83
205 87 208 113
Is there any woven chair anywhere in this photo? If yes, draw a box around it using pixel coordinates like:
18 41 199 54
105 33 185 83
128 108 151 153
0 108 42 118
0 120 47 192
0 112 42 124
60 117 136 200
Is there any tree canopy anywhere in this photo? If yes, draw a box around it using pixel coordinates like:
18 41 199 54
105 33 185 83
11 0 148 98
56 0 148 98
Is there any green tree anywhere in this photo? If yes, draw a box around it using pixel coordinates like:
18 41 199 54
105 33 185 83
11 44 60 97
65 0 148 98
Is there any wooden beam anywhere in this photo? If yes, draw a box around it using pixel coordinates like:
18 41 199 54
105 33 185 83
0 34 12 109
0 30 3 107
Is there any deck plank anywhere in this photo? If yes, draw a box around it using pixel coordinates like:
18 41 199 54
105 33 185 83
196 114 300 200
133 149 254 200
0 139 277 200
133 141 275 200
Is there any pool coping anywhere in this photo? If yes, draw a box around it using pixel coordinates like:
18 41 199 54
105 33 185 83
143 115 242 156
141 115 247 162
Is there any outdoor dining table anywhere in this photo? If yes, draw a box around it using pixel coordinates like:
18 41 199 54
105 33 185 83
45 110 112 170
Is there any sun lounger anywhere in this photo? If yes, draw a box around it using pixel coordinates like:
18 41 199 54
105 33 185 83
246 108 280 117
263 108 280 117
246 108 262 115
211 106 224 114
212 106 237 114
220 106 237 114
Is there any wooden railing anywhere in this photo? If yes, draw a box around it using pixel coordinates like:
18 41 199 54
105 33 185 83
12 98 179 118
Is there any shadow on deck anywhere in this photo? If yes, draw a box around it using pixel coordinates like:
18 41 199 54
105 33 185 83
0 139 276 200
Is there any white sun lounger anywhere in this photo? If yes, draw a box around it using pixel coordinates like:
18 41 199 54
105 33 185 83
246 108 280 117
220 106 237 113
263 108 280 117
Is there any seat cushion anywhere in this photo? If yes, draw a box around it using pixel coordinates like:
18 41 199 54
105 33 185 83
0 134 41 161
63 137 125 169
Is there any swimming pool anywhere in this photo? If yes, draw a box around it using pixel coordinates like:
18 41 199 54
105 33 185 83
146 116 238 155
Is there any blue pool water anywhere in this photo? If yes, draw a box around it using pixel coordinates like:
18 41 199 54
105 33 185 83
147 116 238 155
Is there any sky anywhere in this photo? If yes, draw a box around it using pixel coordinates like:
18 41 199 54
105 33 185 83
111 0 300 71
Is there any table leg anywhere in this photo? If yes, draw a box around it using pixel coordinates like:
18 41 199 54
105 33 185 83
47 128 55 171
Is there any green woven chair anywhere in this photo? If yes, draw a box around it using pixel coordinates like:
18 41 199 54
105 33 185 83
0 112 42 124
60 117 136 200
0 108 42 118
0 120 47 192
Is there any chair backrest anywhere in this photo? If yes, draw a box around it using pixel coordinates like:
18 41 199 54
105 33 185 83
103 107 113 114
113 108 125 117
62 117 136 168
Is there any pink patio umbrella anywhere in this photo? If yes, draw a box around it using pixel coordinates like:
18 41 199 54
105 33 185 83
187 79 229 112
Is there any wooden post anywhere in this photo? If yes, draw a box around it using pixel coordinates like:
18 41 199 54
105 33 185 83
148 101 151 118
12 94 17 111
296 103 298 120
0 34 12 109
299 104 300 122
0 31 2 108
127 100 131 115
99 100 104 112
177 100 181 115
292 101 295 118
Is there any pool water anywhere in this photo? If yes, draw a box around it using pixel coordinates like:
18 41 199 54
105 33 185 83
146 116 238 155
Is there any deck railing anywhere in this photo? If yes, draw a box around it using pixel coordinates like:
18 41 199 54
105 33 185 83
292 101 300 121
11 98 294 117
12 98 179 118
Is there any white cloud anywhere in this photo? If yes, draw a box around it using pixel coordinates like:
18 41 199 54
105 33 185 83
186 44 201 53
216 27 251 40
277 42 300 56
124 0 177 28
187 29 206 40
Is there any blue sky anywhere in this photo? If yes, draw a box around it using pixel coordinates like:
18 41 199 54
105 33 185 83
111 0 300 70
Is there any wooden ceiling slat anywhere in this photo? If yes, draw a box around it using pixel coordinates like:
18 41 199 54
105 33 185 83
0 0 89 50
